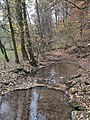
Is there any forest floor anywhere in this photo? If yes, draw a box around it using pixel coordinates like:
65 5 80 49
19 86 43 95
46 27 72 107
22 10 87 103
0 45 90 119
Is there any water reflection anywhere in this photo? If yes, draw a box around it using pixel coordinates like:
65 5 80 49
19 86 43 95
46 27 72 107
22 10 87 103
0 87 73 120
30 88 39 120
36 62 79 84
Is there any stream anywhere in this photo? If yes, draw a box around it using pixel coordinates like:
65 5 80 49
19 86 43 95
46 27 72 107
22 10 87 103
0 62 79 120
36 62 79 84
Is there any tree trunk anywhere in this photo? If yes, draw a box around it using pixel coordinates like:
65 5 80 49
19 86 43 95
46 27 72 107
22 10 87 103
6 0 19 63
15 0 28 61
35 0 43 39
22 0 37 66
0 39 9 62
55 8 58 28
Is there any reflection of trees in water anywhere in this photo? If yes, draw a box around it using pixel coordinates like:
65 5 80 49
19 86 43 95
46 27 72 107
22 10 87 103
0 91 18 120
30 87 39 120
0 90 31 120
37 63 78 79
38 88 72 120
0 87 73 120
21 90 30 120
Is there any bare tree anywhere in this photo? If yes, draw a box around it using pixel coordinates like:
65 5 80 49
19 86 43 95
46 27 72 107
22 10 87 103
0 38 9 62
5 0 19 63
22 0 37 66
15 0 29 61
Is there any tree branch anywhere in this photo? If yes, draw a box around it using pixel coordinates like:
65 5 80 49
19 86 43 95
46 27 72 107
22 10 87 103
44 0 87 12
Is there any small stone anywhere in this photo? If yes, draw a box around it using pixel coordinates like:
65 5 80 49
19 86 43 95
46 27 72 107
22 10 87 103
70 88 78 94
80 114 84 118
71 111 77 120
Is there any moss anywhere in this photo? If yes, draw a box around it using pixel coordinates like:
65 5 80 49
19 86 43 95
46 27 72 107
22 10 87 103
52 44 62 50
0 50 14 61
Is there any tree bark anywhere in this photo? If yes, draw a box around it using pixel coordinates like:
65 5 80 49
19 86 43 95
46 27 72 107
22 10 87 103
0 39 9 62
55 8 58 28
6 0 19 63
15 0 29 61
35 0 43 39
22 0 37 66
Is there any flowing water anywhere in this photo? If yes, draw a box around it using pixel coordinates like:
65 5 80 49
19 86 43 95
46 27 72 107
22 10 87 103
0 62 79 120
